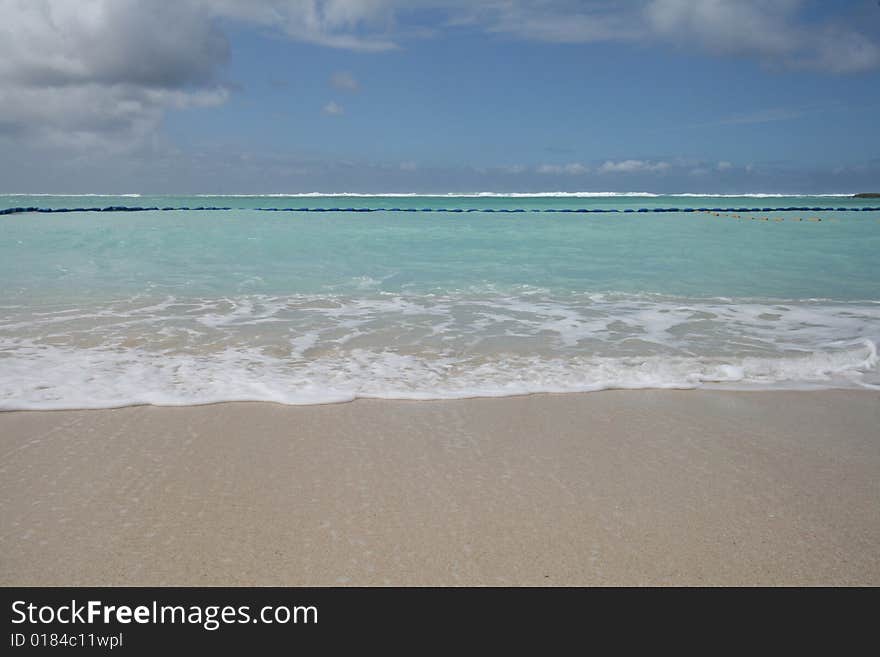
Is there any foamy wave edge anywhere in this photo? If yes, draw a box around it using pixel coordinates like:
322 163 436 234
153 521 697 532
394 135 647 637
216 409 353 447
1 340 875 411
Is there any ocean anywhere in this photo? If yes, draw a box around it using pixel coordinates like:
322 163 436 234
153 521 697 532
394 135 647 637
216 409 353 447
1 193 878 410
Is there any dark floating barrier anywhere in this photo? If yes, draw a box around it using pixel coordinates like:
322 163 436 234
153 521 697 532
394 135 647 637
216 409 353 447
2 205 880 217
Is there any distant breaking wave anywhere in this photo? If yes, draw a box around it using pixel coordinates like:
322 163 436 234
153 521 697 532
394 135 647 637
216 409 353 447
1 192 856 198
183 192 858 198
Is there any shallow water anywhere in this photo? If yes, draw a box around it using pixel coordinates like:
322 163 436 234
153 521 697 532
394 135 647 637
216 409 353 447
1 194 878 409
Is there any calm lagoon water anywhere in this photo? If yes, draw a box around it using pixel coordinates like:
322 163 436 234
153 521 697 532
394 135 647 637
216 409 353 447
1 194 878 409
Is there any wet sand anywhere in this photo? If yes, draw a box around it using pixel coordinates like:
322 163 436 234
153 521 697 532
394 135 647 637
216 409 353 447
1 390 878 586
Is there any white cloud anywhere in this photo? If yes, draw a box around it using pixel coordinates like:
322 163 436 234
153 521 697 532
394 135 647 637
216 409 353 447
474 2 643 44
598 160 670 174
704 100 844 128
0 1 876 162
331 71 360 91
715 107 808 126
455 1 880 73
322 100 345 115
811 26 880 74
645 0 800 59
536 162 589 175
0 1 396 154
0 0 229 152
643 0 880 73
205 0 399 52
227 1 880 76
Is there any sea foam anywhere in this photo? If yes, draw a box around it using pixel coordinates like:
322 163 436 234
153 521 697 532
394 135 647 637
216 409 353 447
1 292 877 410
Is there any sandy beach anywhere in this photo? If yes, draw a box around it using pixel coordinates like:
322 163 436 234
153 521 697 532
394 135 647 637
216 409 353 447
1 390 878 586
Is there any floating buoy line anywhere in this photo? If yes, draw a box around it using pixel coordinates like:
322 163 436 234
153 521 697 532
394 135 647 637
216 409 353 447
1 205 879 216
694 210 829 222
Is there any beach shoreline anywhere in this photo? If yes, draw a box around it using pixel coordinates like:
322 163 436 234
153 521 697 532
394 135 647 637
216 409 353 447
2 390 878 586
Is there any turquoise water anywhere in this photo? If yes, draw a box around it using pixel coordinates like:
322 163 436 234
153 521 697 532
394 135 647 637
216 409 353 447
1 194 879 409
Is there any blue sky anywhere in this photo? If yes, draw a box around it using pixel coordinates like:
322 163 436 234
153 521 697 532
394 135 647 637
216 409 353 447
1 1 879 193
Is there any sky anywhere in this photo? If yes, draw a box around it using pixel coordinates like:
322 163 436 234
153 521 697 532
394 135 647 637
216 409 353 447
1 0 879 194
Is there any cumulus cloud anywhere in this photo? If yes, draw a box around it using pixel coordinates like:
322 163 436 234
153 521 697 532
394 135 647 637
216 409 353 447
0 1 396 154
598 160 671 174
811 25 880 74
536 159 689 176
643 0 880 73
645 0 802 59
216 1 880 75
322 100 345 115
713 107 807 126
459 1 880 73
0 1 229 89
536 163 590 175
0 0 230 152
206 0 399 52
1 0 876 166
331 71 361 91
689 161 735 176
458 1 880 73
471 2 643 44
